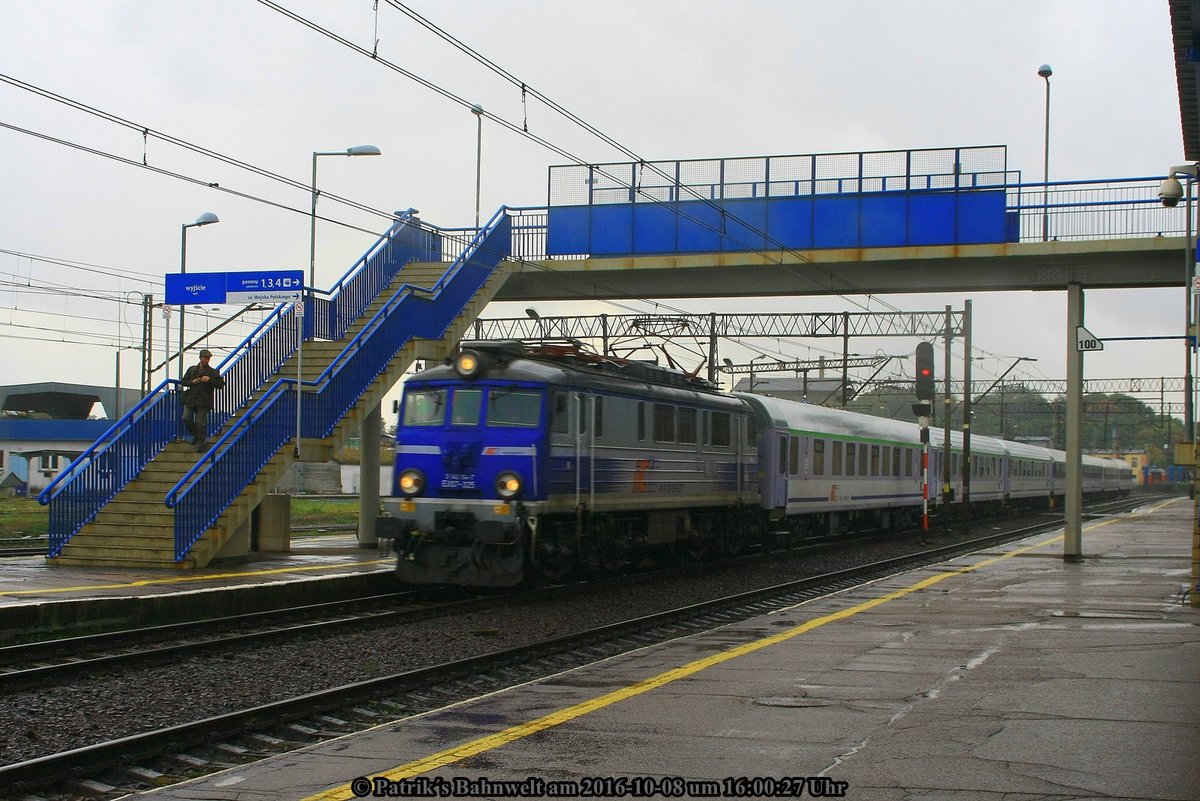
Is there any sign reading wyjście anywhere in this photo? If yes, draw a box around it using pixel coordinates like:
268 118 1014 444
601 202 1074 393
165 270 304 305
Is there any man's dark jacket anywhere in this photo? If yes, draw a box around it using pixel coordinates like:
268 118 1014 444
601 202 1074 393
181 363 224 410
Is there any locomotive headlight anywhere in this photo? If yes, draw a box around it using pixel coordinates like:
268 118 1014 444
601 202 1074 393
398 468 426 497
454 349 482 378
495 471 522 499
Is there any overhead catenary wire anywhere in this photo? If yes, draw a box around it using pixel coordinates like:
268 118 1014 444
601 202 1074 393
255 0 900 316
0 7 960 379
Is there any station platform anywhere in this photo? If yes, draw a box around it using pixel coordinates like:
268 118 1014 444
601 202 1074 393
0 534 394 638
134 496 1198 801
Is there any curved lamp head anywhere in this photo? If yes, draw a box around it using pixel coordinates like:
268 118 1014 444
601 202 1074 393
345 145 381 157
470 103 484 117
1037 64 1053 79
193 211 220 226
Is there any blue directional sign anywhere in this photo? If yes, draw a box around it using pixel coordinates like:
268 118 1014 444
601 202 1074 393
165 270 304 305
225 270 304 304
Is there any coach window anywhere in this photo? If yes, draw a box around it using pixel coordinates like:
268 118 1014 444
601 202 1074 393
403 389 447 426
845 443 856 476
904 448 913 477
789 436 800 475
813 439 825 475
654 404 675 442
678 407 697 444
858 443 869 477
832 441 843 475
711 411 731 447
892 446 901 477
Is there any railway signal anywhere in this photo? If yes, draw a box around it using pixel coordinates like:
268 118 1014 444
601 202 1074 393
915 341 935 400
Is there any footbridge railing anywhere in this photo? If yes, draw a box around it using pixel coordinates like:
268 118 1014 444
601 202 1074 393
38 210 433 554
165 208 513 561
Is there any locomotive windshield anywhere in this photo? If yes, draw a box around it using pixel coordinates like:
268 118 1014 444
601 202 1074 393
451 390 483 426
402 389 446 426
401 386 542 429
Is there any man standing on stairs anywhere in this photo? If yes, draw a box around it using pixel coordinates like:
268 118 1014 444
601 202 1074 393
181 349 224 452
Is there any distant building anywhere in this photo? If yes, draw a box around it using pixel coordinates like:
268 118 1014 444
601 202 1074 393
0 383 140 496
731 375 847 404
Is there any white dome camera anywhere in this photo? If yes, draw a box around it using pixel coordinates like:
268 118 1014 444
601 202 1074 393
1159 176 1184 208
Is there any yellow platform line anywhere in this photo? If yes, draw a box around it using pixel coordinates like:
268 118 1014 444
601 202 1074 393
304 500 1175 801
0 558 392 597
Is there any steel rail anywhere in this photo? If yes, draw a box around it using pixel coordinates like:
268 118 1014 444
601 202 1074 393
0 496 1157 796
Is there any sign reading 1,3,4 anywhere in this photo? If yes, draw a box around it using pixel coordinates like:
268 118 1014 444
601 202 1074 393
1075 325 1104 352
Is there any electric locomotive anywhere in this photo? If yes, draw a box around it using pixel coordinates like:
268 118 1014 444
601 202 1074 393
379 342 759 586
380 341 1135 588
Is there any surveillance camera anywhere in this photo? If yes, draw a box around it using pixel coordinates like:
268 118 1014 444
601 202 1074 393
1159 176 1184 208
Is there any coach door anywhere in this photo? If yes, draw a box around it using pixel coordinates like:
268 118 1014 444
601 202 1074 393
769 433 789 515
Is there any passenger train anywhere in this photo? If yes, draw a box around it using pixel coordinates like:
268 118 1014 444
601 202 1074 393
378 341 1134 587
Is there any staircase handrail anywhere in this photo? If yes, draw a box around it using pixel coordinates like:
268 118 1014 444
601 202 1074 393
163 208 512 561
296 208 512 441
306 207 510 392
38 379 178 505
37 379 182 555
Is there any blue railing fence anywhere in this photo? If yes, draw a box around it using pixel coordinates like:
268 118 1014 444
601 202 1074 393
39 210 446 555
38 381 180 556
548 146 1011 207
166 208 513 561
470 178 1185 263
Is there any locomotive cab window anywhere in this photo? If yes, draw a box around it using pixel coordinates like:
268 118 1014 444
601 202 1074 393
451 389 482 426
486 390 541 427
403 389 447 426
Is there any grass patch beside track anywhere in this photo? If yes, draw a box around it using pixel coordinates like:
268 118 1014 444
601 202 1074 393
0 495 361 540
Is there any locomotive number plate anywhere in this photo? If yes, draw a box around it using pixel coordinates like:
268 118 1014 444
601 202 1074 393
493 503 511 515
400 501 416 512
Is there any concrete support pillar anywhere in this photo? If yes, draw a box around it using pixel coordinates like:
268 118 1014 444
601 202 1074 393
358 402 382 548
1064 283 1084 562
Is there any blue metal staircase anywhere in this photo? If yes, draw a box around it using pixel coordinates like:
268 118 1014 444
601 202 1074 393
39 209 514 567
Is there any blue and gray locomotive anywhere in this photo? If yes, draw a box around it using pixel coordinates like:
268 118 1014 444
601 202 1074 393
378 341 1133 586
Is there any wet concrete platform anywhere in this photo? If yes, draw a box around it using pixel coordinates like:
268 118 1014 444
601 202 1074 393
133 496 1199 801
0 534 394 637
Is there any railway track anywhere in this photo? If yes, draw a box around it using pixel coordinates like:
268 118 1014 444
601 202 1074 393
0 496 1161 800
0 495 1156 684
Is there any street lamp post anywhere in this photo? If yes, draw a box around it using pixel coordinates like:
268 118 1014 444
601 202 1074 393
177 212 219 382
749 354 767 393
1038 64 1052 242
1158 164 1199 450
300 145 381 454
471 104 484 230
309 145 382 292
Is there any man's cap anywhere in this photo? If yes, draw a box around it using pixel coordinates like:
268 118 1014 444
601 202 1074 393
199 349 213 357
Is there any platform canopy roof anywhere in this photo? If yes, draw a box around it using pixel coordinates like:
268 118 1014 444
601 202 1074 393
1171 0 1200 160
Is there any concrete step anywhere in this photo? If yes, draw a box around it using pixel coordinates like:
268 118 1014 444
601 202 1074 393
49 553 197 569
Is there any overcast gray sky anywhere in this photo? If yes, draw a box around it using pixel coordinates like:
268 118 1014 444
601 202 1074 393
0 1 1186 415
